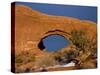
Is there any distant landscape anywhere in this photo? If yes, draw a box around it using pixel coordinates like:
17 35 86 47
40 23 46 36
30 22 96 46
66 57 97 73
12 3 97 73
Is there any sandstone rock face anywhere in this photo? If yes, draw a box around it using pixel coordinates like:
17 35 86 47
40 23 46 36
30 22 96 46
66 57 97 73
12 4 97 73
15 5 96 54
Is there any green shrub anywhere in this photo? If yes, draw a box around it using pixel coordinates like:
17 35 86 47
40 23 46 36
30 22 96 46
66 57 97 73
70 30 88 52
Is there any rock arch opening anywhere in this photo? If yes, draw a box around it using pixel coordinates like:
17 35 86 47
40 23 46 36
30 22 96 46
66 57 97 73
38 34 70 52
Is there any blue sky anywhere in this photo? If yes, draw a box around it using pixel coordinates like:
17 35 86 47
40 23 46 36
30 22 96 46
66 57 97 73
43 34 69 51
16 2 97 23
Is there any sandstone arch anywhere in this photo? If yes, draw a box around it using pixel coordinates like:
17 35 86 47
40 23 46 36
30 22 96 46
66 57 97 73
38 29 71 51
14 5 96 53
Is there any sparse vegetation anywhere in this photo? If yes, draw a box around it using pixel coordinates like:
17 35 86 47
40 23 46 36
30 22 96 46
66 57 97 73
54 49 79 65
15 50 35 64
54 29 97 69
69 30 97 68
15 30 97 72
70 30 88 52
35 53 58 68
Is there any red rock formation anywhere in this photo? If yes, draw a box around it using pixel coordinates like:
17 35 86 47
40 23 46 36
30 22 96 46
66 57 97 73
14 5 96 54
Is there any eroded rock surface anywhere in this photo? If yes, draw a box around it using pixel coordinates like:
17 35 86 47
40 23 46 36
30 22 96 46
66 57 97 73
14 5 96 54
